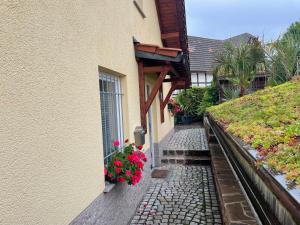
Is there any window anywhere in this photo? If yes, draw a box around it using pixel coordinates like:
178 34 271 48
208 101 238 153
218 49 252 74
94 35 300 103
99 72 123 162
191 72 212 87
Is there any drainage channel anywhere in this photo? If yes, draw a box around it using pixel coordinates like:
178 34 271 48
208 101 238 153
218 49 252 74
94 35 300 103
205 116 283 225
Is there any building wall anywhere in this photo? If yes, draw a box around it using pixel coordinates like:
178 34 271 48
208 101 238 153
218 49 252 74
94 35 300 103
191 72 213 87
0 1 174 225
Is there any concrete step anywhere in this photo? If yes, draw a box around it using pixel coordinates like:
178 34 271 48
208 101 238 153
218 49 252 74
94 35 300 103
161 155 211 165
162 149 210 157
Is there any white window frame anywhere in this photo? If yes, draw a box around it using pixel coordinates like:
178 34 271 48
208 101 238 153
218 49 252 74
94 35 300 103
99 72 124 161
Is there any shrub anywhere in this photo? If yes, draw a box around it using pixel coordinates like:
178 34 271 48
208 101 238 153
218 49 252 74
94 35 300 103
176 87 206 118
197 86 219 118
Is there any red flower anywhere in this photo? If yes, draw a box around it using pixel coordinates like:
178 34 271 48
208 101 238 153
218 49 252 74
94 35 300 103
108 173 113 178
131 175 141 185
113 140 120 147
125 138 129 143
114 160 122 167
137 145 143 150
137 161 144 169
139 152 147 162
135 169 142 177
104 168 108 175
117 177 126 182
125 170 131 176
115 168 121 174
128 153 140 163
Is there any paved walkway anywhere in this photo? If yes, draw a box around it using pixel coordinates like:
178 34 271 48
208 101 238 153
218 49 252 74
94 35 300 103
130 165 221 225
130 124 222 225
166 127 208 151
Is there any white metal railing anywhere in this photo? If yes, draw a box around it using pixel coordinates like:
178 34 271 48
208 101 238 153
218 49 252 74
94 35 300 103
99 72 123 162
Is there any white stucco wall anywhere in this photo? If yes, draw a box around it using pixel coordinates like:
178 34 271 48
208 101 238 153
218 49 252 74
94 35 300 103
0 0 174 225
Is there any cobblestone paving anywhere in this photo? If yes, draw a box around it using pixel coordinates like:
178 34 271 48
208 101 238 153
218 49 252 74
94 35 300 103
166 128 208 151
129 165 222 225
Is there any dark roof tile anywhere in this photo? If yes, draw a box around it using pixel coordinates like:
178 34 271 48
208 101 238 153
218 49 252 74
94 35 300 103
188 33 254 72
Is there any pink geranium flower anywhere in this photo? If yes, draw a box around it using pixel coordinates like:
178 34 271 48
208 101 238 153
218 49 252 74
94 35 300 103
114 160 122 167
113 140 120 147
117 177 126 182
125 170 131 176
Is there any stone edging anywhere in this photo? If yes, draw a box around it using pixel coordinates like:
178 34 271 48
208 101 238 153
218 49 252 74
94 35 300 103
206 115 300 225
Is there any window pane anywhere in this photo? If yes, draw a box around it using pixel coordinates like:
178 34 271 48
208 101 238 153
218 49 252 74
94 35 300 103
206 74 213 82
191 73 198 83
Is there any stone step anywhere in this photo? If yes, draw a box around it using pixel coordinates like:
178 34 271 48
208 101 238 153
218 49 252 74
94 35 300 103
162 149 210 157
161 155 211 165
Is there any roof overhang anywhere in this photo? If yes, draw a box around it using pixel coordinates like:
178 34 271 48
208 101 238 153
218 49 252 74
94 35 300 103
135 43 183 63
155 0 190 85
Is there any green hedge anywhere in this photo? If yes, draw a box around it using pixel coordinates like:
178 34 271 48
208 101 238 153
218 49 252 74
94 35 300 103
176 87 206 117
176 86 219 120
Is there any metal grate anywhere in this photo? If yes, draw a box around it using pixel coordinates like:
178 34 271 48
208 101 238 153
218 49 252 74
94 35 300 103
99 72 123 163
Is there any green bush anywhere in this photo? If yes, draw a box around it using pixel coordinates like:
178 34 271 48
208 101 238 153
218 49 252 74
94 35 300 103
197 86 219 118
176 87 206 118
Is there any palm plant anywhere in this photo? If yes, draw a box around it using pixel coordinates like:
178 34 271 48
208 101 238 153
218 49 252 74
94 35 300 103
222 86 240 100
265 34 300 85
214 39 265 96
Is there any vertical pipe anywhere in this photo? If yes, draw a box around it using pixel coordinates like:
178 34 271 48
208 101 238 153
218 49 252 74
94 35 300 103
138 61 147 132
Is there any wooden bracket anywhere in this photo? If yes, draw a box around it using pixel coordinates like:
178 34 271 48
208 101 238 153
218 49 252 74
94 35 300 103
138 62 171 132
145 67 169 113
159 80 187 123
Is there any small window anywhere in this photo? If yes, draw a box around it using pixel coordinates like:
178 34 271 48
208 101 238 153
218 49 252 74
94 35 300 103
133 0 146 18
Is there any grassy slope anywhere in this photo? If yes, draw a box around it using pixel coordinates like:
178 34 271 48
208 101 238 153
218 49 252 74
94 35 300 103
208 77 300 185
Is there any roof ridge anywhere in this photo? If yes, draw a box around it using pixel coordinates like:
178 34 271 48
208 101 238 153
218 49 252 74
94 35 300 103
188 35 223 42
224 32 254 41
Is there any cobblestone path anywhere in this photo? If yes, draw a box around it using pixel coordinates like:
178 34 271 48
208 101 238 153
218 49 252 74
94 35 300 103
129 124 222 225
129 165 221 225
166 128 208 151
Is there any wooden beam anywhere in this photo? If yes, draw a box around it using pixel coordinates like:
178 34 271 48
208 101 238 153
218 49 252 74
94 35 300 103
138 61 147 131
161 32 179 40
145 66 170 113
144 66 166 73
163 78 186 83
162 83 176 110
161 80 187 112
159 86 164 123
145 64 179 77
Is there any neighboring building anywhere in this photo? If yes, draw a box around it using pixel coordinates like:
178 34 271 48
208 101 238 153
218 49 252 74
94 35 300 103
0 1 190 225
188 33 267 90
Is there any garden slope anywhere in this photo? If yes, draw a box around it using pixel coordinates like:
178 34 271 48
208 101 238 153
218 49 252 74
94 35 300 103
208 77 300 185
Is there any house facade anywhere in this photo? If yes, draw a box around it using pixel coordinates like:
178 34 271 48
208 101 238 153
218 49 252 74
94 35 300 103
0 1 189 225
188 33 268 91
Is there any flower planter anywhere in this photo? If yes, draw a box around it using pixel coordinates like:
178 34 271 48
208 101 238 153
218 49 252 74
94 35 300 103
205 114 300 225
181 115 193 124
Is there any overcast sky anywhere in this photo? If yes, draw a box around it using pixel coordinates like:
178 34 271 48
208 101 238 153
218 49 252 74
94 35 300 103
185 0 300 42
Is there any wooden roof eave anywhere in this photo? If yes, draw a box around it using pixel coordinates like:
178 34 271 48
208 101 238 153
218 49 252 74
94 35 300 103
135 50 183 63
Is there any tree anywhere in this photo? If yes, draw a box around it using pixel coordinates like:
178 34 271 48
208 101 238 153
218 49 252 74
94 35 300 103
214 39 265 96
265 20 300 85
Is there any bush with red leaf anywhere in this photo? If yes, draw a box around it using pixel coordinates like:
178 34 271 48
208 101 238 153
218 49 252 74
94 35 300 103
105 139 147 185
